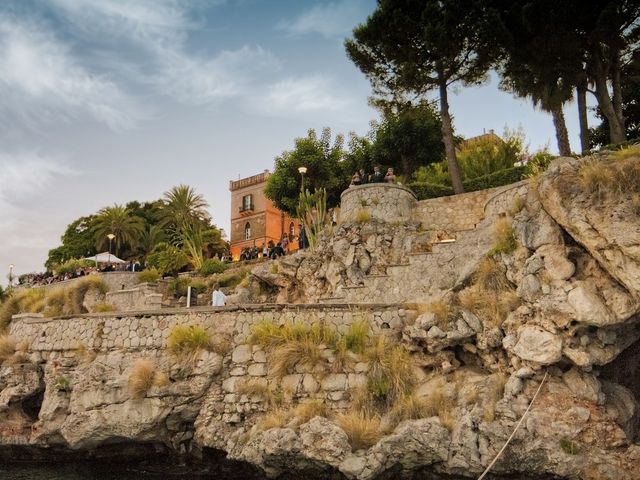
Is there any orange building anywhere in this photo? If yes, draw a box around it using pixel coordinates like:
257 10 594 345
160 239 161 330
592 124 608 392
229 170 299 260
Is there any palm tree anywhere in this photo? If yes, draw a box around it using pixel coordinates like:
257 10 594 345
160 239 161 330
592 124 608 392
139 225 166 257
161 185 211 232
93 204 144 257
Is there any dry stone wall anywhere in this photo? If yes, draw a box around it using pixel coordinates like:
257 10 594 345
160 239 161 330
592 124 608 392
339 183 417 224
414 181 528 232
9 304 410 355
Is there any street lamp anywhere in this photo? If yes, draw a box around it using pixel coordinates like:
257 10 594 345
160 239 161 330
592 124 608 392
8 264 14 288
298 166 307 192
107 233 115 265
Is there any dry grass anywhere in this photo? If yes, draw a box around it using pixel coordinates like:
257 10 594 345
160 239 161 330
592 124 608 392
489 217 517 256
482 373 508 423
237 380 278 405
509 195 526 215
271 338 325 378
578 154 640 200
167 325 211 354
335 410 381 450
343 319 369 354
422 300 453 328
0 289 46 331
0 334 16 362
364 336 414 407
210 335 232 356
128 358 158 398
355 209 371 223
260 408 290 430
458 286 519 327
93 302 116 313
473 257 512 292
291 399 329 425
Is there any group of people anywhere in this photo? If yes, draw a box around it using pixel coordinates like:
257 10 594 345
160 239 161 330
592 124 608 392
350 165 396 186
18 268 101 287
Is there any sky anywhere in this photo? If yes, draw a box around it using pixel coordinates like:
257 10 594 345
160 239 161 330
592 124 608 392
0 0 598 279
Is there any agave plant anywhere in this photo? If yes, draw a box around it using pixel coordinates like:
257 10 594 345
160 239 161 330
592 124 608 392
296 188 327 250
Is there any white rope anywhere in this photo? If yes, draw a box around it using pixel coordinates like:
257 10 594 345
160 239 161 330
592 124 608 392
477 370 549 480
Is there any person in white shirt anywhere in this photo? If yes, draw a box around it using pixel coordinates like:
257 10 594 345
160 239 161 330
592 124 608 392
211 283 227 307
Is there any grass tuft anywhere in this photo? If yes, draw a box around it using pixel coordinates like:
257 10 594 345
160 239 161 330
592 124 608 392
167 325 211 354
355 209 371 223
335 410 381 451
128 358 158 398
0 334 17 362
137 268 161 283
489 217 517 256
93 302 116 313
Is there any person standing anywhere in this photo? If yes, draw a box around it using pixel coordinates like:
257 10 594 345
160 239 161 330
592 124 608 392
211 283 227 307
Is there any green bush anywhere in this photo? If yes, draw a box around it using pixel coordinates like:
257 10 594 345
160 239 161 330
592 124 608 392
137 268 160 283
462 165 527 192
408 165 527 200
146 242 189 276
218 270 248 289
199 258 227 275
167 277 191 298
189 281 207 294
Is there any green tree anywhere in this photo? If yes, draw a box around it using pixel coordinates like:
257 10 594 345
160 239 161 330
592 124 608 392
265 128 348 216
161 185 211 234
370 102 444 179
46 215 98 268
93 204 144 257
345 0 500 193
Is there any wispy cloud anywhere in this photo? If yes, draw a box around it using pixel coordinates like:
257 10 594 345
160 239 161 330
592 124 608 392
277 0 371 38
0 16 143 131
48 0 282 106
255 75 350 115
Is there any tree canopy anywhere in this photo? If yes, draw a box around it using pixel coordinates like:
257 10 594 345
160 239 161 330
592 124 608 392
45 185 226 274
346 0 501 193
264 128 349 216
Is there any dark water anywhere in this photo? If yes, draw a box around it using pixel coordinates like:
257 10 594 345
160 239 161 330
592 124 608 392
0 463 221 480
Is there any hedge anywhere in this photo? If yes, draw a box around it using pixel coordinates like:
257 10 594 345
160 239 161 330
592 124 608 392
408 165 527 200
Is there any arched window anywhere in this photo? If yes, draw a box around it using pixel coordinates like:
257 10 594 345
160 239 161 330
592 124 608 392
244 222 251 240
289 222 295 239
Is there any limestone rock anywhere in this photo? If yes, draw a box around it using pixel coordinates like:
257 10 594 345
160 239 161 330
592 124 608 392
511 325 562 364
562 368 604 404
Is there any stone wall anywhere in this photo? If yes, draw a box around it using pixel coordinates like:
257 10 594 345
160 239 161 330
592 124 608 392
105 284 162 312
414 181 528 232
9 304 411 354
339 183 416 224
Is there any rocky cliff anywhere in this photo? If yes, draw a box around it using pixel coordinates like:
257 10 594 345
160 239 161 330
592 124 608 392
1 153 639 479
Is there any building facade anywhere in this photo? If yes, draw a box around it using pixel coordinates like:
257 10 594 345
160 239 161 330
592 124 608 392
229 170 299 260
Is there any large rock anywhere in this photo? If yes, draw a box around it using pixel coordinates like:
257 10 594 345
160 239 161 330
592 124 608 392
510 325 562 364
538 156 640 299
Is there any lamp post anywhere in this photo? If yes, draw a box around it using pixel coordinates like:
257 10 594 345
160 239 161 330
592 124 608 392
298 166 307 192
107 234 115 265
8 264 14 288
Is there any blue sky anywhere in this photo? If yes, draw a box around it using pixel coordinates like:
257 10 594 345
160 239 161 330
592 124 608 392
0 0 596 277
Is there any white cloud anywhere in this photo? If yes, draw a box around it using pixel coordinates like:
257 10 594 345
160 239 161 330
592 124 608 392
277 0 370 38
0 16 143 131
255 76 351 115
47 0 282 106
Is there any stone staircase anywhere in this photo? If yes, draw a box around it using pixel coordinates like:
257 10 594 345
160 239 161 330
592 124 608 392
319 227 488 305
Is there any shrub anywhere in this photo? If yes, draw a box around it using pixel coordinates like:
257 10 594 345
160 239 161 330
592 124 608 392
260 408 290 430
137 268 160 283
189 281 207 294
422 300 453 327
93 302 116 313
167 277 191 298
364 336 414 407
474 257 512 292
612 143 640 161
44 288 66 317
0 289 47 331
128 358 158 398
217 270 248 289
335 411 381 450
407 182 454 200
146 242 190 276
167 325 211 354
64 276 108 315
489 218 518 256
0 334 16 362
199 258 227 275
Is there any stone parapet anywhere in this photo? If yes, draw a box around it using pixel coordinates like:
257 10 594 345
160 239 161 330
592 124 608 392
340 183 417 224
